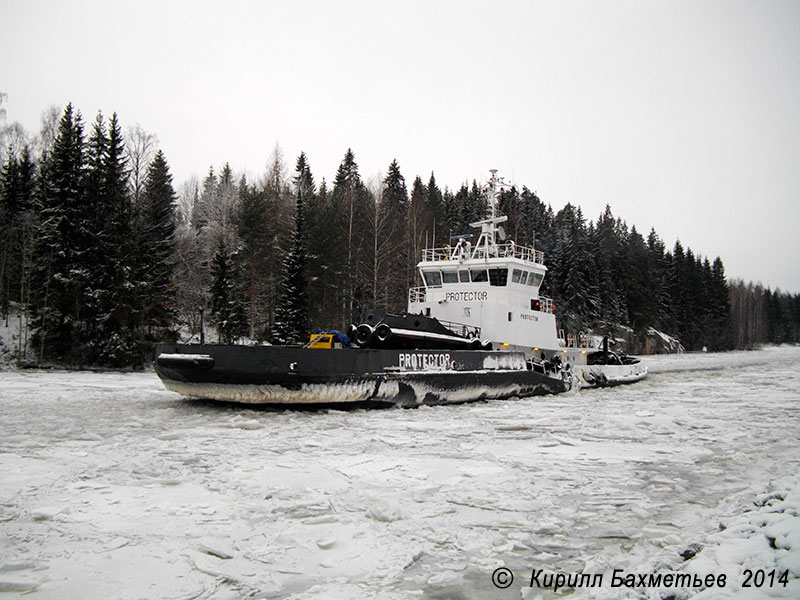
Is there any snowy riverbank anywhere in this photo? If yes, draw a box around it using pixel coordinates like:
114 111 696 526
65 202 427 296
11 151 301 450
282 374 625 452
643 471 800 599
1 346 799 598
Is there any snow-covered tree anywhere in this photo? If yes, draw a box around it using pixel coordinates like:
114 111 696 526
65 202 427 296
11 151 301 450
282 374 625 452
560 206 600 332
406 175 428 291
209 238 248 344
137 150 177 333
378 159 408 311
330 149 374 324
31 103 89 361
0 145 37 320
592 205 627 328
90 112 141 364
272 153 312 345
426 172 445 245
622 225 656 331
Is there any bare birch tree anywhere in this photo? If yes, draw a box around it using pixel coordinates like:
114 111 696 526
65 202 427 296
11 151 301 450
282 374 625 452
126 124 159 206
365 172 394 306
36 105 61 159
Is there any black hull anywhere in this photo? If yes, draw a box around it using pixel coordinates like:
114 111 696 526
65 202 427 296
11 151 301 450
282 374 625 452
153 344 568 406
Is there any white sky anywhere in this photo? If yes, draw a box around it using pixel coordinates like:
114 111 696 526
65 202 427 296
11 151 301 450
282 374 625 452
3 0 799 292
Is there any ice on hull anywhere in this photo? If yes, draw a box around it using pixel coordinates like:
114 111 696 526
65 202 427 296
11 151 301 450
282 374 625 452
160 377 391 405
161 372 564 406
154 344 567 406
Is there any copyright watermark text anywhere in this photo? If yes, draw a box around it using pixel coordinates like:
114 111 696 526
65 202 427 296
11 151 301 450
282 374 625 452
490 567 790 592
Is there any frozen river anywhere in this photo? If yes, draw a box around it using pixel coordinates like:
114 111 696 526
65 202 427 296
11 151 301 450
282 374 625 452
1 347 799 599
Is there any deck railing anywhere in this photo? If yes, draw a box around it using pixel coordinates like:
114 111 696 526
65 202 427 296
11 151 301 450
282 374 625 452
564 332 597 348
539 296 556 314
408 286 426 304
439 320 481 339
421 242 544 265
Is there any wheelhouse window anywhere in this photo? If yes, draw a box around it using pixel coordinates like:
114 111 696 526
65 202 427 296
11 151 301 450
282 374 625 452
520 271 528 285
470 268 488 283
441 270 459 284
511 269 521 284
423 270 442 287
458 270 470 283
529 272 543 286
488 268 508 287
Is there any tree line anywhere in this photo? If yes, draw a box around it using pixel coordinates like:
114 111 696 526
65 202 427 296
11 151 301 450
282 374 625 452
1 104 175 365
1 103 798 366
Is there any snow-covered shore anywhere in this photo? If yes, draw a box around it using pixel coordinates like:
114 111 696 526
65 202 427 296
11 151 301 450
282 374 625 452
1 346 798 598
640 471 800 599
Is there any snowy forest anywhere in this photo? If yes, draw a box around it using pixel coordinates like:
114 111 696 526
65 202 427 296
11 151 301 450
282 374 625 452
1 102 799 367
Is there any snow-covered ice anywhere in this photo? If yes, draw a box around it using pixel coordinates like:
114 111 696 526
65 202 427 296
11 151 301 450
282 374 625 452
1 346 798 598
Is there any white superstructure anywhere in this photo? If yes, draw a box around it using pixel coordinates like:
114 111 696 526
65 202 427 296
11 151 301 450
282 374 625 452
408 169 648 386
408 170 561 356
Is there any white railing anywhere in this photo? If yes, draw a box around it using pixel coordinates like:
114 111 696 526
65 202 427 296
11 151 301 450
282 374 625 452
539 296 555 314
439 320 481 339
408 287 426 304
564 332 597 348
421 242 544 265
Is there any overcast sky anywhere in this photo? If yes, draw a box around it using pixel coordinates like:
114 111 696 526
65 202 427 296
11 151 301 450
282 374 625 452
3 0 799 292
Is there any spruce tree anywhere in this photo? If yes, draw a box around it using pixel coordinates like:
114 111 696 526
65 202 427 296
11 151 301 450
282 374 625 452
407 176 428 290
517 186 551 250
95 112 136 364
236 176 271 338
646 228 671 330
0 151 16 315
623 226 656 330
683 248 703 348
541 203 597 332
32 103 89 361
539 203 569 312
331 149 368 325
0 149 26 315
380 159 408 311
304 176 334 327
449 184 470 237
592 205 626 328
426 172 444 244
383 160 407 209
668 241 698 348
138 150 177 334
272 153 312 344
560 206 600 332
11 147 36 324
209 238 248 344
191 167 216 231
709 257 731 349
84 113 107 221
83 112 110 348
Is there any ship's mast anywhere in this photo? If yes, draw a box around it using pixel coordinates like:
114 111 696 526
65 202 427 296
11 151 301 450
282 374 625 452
469 169 509 259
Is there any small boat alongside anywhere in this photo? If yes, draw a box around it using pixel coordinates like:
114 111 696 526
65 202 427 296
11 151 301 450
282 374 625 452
567 337 648 388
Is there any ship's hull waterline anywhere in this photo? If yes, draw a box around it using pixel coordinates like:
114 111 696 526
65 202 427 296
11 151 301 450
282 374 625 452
154 344 568 406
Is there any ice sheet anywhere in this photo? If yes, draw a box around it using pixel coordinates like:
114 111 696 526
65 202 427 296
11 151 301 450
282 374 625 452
1 346 798 598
